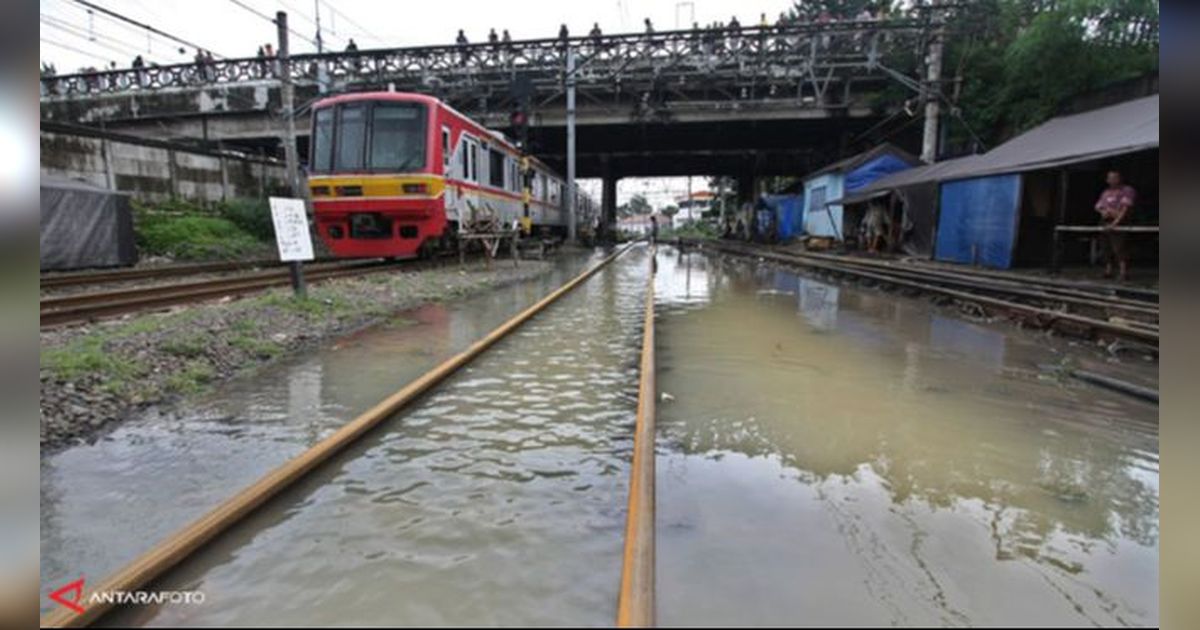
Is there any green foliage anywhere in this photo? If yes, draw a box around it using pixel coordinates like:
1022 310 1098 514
132 198 269 261
663 220 721 240
618 193 653 218
164 360 216 394
943 0 1158 149
216 198 275 241
42 336 146 393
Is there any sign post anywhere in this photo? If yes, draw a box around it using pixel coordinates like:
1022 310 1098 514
269 196 315 298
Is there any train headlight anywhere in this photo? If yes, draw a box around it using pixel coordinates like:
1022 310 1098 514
402 183 428 194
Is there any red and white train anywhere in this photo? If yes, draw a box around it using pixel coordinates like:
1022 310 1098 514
306 91 595 258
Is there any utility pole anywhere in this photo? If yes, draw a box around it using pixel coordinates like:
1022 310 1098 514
921 3 944 163
277 10 306 297
314 0 328 94
566 45 578 242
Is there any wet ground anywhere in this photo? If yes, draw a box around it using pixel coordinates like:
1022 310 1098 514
41 245 1157 626
653 249 1157 626
39 249 608 617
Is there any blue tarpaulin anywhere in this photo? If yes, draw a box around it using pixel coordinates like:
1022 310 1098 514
844 154 914 193
763 194 804 241
934 174 1022 269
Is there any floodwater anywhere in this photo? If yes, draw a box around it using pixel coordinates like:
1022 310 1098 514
89 245 654 626
40 249 609 616
653 248 1158 626
42 244 1158 626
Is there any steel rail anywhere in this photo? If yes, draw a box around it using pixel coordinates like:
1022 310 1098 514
798 254 1159 320
40 258 340 290
704 242 1158 345
796 249 1159 305
617 245 657 627
718 243 1157 317
40 244 634 628
40 261 388 328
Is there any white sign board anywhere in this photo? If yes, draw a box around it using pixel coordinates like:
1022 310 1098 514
269 197 315 262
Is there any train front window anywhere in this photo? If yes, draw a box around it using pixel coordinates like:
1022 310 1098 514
336 105 367 171
370 103 426 172
311 108 333 172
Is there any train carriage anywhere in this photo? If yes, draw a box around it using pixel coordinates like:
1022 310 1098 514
307 91 585 258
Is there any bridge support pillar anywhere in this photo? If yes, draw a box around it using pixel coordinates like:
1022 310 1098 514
601 174 618 243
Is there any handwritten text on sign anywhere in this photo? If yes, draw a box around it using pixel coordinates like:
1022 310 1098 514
269 197 315 262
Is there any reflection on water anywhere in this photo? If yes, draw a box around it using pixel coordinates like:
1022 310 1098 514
654 249 1158 626
95 246 651 626
40 252 604 615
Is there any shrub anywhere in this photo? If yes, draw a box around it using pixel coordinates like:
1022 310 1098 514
133 198 270 261
217 198 275 241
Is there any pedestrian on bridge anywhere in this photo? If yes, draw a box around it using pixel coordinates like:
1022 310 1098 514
488 28 499 45
644 18 654 34
346 38 358 53
456 29 470 64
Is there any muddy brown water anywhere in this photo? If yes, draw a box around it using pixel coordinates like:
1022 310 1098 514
41 245 1157 626
653 249 1157 626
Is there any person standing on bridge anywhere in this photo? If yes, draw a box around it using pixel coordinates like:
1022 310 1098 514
456 29 470 65
488 28 499 45
644 18 654 34
1094 169 1137 281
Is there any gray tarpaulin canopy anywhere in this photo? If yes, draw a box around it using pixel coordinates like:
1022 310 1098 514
939 94 1158 181
41 177 138 271
841 94 1159 206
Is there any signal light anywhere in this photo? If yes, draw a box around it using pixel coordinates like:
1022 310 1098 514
510 110 527 127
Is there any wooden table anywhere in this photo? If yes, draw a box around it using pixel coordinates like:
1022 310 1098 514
1051 224 1159 271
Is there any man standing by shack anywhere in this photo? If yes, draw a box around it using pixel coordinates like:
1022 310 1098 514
1094 170 1137 281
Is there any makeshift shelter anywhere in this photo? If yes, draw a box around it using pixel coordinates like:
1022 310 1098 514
41 177 138 271
800 143 919 240
839 155 984 258
932 94 1159 269
762 194 805 241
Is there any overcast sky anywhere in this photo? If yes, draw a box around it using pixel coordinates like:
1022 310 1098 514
39 0 794 208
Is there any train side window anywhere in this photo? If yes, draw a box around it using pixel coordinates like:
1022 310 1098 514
460 137 469 180
442 127 450 169
489 149 505 188
468 142 478 182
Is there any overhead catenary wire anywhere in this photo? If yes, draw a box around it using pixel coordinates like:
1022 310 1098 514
68 0 225 57
40 14 165 64
227 0 319 48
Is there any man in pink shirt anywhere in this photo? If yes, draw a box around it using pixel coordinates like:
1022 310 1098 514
1094 170 1137 280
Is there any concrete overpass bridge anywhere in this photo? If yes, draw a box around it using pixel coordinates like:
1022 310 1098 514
41 19 939 222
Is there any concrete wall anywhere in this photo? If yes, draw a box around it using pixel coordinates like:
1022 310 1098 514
40 127 289 204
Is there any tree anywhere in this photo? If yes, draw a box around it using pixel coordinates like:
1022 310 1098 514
660 204 680 218
617 193 652 218
939 0 1158 151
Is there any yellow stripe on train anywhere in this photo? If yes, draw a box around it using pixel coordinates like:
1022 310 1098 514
309 175 446 198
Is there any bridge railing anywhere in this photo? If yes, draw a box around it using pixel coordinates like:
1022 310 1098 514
40 20 931 99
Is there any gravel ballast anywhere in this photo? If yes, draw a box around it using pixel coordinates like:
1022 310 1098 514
40 260 554 451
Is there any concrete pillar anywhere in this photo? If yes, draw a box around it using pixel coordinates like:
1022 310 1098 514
100 138 115 190
601 174 618 242
167 148 179 200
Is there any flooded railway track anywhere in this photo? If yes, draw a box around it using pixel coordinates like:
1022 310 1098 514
697 240 1158 346
40 258 339 291
41 258 438 328
40 244 1157 627
42 243 659 627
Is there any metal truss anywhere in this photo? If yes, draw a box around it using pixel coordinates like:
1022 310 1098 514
41 20 932 121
